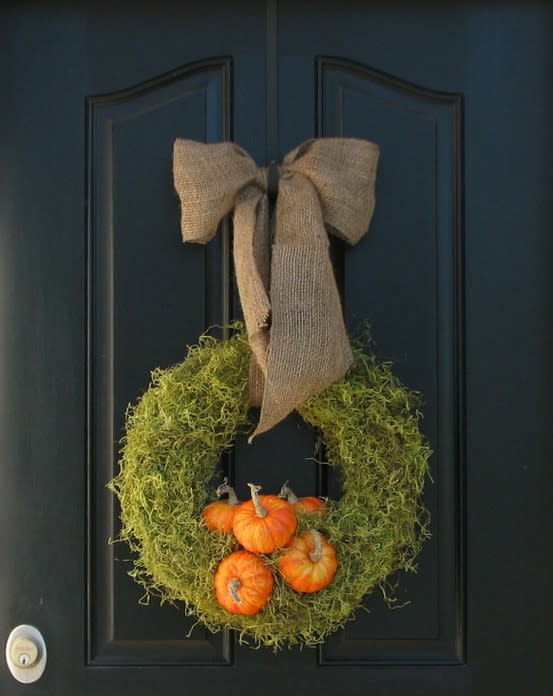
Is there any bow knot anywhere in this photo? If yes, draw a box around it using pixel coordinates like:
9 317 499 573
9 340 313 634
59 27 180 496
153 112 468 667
173 138 379 440
262 161 281 201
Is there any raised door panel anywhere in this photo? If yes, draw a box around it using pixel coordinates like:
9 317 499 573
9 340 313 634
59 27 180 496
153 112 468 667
317 58 463 665
88 59 232 665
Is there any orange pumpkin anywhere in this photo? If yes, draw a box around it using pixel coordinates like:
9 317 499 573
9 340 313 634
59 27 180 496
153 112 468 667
202 479 241 533
279 481 327 517
232 483 297 554
214 549 274 615
277 529 338 593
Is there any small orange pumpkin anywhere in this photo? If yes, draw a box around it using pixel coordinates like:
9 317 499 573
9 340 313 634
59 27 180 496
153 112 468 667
232 483 297 554
277 529 338 593
202 479 241 533
214 549 274 615
279 481 327 517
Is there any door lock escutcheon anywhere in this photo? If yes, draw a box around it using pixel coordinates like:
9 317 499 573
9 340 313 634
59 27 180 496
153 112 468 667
5 625 47 684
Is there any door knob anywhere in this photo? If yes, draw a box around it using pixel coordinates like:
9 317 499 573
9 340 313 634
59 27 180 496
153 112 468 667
5 625 47 683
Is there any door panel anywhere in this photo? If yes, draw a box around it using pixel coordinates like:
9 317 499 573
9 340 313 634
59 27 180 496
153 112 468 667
88 58 232 665
1 2 551 695
319 57 462 665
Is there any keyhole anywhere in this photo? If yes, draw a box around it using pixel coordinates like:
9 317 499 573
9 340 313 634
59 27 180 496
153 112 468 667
5 625 47 683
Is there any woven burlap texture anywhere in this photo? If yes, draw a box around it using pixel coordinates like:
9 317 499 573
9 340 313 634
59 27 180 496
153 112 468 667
173 137 379 440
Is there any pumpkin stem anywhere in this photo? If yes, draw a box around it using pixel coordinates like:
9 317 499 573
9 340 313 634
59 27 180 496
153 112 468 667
309 529 324 563
228 578 242 604
216 477 239 506
278 481 298 504
247 483 267 518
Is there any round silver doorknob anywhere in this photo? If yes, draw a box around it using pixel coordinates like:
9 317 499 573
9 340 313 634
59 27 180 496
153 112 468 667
5 625 47 684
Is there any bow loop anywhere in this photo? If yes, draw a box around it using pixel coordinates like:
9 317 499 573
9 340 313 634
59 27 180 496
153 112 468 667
173 137 379 440
284 138 379 244
173 140 259 243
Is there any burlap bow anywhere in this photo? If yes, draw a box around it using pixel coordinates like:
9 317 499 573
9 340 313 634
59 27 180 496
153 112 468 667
173 137 379 440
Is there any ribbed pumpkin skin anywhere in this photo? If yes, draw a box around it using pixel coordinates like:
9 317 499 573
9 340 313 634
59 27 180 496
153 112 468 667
294 496 327 516
233 495 297 554
202 500 239 533
214 550 274 615
277 531 337 593
278 482 327 517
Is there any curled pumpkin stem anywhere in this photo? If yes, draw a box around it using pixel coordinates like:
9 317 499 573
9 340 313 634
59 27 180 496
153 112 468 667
216 477 239 505
228 578 242 604
309 529 323 563
278 481 298 504
247 483 267 518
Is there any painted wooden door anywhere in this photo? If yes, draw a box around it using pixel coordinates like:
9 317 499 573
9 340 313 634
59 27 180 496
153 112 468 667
1 2 551 694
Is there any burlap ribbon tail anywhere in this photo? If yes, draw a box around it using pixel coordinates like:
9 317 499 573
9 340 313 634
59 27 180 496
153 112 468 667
173 137 379 440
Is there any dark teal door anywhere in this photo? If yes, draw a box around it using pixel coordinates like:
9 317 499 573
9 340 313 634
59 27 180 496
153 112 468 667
1 2 551 694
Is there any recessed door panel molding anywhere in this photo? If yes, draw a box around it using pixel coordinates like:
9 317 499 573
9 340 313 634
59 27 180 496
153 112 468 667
317 57 464 665
86 58 232 665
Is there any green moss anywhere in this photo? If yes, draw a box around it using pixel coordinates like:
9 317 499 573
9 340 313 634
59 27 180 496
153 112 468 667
108 324 431 649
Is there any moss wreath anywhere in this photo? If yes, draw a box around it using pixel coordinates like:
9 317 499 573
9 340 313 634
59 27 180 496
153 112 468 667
109 325 431 649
